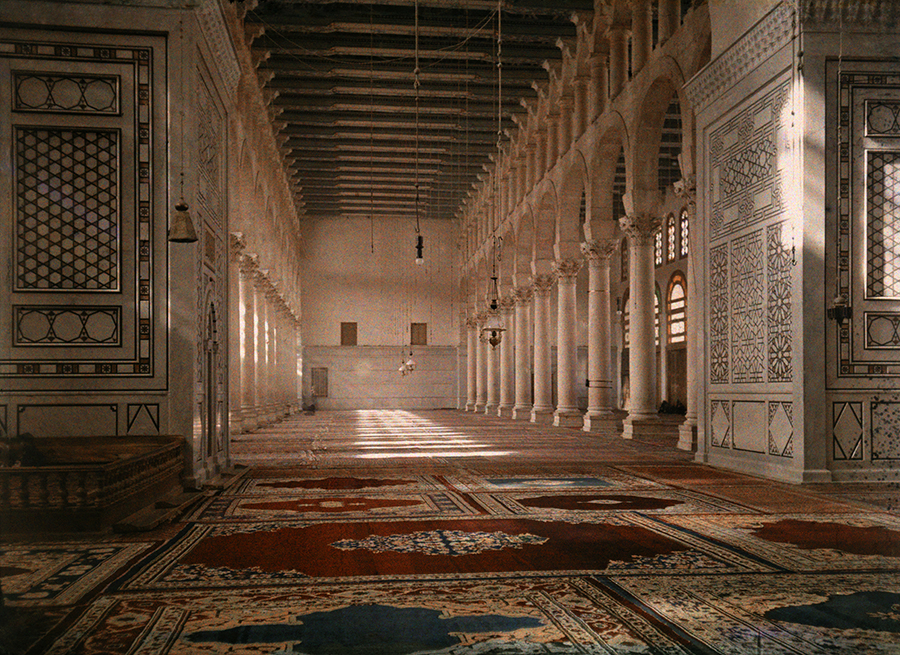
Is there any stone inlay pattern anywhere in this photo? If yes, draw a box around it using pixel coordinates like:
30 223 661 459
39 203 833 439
730 230 765 383
14 72 118 113
866 313 900 348
833 401 863 461
867 99 900 136
872 400 900 460
709 244 729 384
16 128 119 291
15 306 120 346
768 401 794 457
331 529 548 556
767 222 793 381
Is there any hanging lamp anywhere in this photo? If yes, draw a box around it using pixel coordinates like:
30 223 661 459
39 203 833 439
169 15 198 244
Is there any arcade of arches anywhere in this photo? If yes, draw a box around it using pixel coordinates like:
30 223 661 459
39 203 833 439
2 0 900 490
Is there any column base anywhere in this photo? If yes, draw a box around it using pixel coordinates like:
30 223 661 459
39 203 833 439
622 415 681 442
512 405 532 420
474 403 486 413
530 407 555 424
582 411 623 434
553 409 583 428
465 402 477 412
484 403 499 415
677 420 697 451
241 408 259 432
497 405 514 418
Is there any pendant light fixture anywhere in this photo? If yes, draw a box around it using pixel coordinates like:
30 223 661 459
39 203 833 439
169 14 198 243
412 0 423 265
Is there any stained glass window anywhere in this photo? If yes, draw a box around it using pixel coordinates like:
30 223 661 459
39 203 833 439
668 272 687 344
679 208 689 257
667 214 677 262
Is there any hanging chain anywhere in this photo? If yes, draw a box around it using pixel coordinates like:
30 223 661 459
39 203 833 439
414 0 421 234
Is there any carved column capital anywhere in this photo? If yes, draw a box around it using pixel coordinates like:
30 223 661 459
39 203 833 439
465 317 479 330
554 257 583 281
513 285 534 304
581 239 619 265
618 214 661 246
532 273 556 297
229 231 246 259
674 175 697 208
498 295 517 313
475 312 489 327
239 252 259 275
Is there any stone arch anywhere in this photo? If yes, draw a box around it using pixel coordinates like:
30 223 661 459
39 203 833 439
533 184 557 267
513 205 535 287
557 154 589 259
587 116 629 241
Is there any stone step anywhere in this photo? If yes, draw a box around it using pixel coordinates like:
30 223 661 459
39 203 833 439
114 489 210 533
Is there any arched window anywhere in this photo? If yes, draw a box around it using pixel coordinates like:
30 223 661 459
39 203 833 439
679 208 689 258
667 213 677 262
623 291 631 349
654 230 663 267
621 237 629 281
655 285 661 347
667 271 687 345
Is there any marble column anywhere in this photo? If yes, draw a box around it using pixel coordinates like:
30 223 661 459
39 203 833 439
582 239 620 432
526 143 536 190
266 287 279 421
498 296 517 417
554 258 583 427
530 274 556 424
558 95 573 156
658 0 680 44
253 269 270 425
239 254 258 431
608 27 629 98
676 176 698 451
485 309 501 415
574 75 589 137
475 312 488 412
547 113 559 169
536 128 547 178
465 317 479 411
228 234 245 434
512 286 534 420
631 0 652 75
619 214 662 438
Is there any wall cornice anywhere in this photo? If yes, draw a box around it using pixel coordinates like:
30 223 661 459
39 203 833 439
196 0 241 94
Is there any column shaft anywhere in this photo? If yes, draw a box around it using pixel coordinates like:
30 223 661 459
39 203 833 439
485 311 500 414
658 0 680 44
582 240 619 431
632 0 652 74
530 275 555 423
498 299 516 416
465 319 478 411
512 287 533 419
554 259 583 427
475 315 487 412
240 260 258 430
608 29 628 98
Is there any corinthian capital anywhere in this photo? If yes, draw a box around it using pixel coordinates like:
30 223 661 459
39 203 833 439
618 214 662 246
674 174 696 207
581 239 619 263
554 258 583 281
498 295 517 313
532 273 556 297
513 286 534 304
465 317 479 330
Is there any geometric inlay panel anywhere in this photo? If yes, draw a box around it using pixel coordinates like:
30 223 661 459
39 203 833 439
730 230 765 383
866 99 900 136
866 313 900 349
872 400 900 460
833 401 863 461
18 403 118 438
732 400 766 453
13 72 118 114
867 151 900 298
766 222 792 381
709 244 729 384
15 127 119 291
127 403 160 435
14 306 120 346
768 401 793 458
710 400 731 448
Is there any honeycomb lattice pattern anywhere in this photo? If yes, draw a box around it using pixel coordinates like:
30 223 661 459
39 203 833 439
868 151 900 298
16 128 118 290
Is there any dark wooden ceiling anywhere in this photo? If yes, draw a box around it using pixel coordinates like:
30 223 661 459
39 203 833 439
243 0 594 222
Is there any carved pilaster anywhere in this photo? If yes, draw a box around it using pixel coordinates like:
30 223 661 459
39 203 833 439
532 273 556 298
618 214 662 246
581 239 619 267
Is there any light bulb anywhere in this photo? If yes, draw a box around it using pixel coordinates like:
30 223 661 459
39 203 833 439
415 256 424 266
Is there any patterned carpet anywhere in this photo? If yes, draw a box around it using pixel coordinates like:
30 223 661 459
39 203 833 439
4 409 900 654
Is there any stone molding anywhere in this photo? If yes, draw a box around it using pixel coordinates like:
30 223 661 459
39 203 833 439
618 214 662 246
581 239 619 264
532 273 556 297
684 2 793 112
196 0 241 94
554 258 583 281
801 0 900 27
513 286 534 304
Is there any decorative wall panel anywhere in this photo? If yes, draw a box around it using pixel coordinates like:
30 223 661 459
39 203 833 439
709 244 729 384
768 401 793 457
0 405 6 440
18 404 117 438
710 399 730 448
866 313 900 349
14 72 118 113
0 38 159 382
127 403 159 436
15 128 119 291
732 401 767 453
866 151 900 299
832 401 863 461
730 230 765 383
766 222 793 381
867 100 900 136
872 400 900 460
14 306 120 346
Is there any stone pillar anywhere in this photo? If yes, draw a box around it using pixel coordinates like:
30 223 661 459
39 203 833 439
589 55 608 121
582 239 620 432
574 75 589 137
676 176 698 451
608 27 629 98
631 0 652 75
465 317 479 411
619 214 662 438
554 258 583 427
558 95 573 156
536 129 548 179
659 0 680 44
228 234 245 434
475 312 487 412
526 143 537 190
530 274 556 423
498 296 516 417
253 269 270 425
266 287 279 421
485 310 501 415
512 286 533 420
547 113 559 169
239 254 258 431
